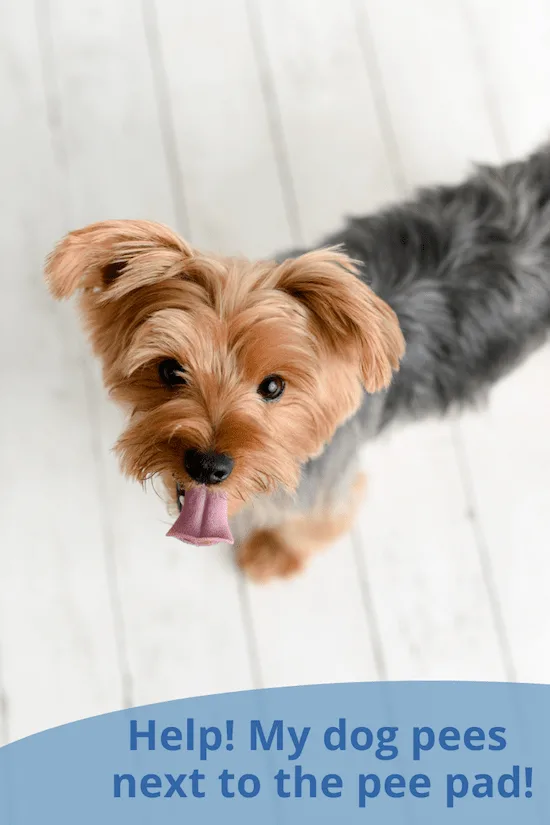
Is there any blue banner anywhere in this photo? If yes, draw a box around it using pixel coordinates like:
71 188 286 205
0 681 547 823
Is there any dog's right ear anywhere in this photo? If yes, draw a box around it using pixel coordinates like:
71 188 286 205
45 220 194 300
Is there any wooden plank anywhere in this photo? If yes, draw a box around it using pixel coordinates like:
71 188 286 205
245 537 380 687
0 1 123 741
462 0 550 157
358 0 501 184
251 0 399 245
45 0 254 706
45 0 175 227
352 0 511 678
153 0 295 257
357 422 508 680
457 347 550 682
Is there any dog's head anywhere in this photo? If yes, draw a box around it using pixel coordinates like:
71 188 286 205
46 220 404 516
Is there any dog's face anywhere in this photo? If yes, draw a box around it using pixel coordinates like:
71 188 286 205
46 221 404 515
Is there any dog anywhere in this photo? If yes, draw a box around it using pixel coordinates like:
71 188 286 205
45 143 550 582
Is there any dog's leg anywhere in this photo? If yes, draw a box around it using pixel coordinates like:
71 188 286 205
237 472 367 582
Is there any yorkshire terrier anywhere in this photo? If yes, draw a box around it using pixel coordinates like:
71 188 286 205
45 143 550 581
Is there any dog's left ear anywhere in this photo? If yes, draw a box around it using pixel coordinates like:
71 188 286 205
45 219 193 301
273 248 405 392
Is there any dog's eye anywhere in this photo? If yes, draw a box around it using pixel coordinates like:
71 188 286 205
158 358 187 387
257 374 285 402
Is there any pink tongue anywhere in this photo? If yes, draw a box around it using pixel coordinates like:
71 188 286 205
166 486 233 547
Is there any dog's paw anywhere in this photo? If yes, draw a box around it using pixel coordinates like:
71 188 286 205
237 528 305 583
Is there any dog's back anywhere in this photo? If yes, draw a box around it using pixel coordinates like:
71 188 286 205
327 143 550 428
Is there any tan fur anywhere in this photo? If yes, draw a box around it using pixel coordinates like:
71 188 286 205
237 472 368 582
46 220 404 576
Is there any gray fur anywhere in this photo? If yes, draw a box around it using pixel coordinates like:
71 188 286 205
231 144 550 542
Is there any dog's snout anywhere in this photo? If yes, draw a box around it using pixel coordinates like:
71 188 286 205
184 449 234 485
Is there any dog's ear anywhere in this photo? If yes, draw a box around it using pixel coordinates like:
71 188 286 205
272 247 405 392
45 220 194 301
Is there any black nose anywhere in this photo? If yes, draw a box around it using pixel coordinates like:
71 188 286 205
184 449 234 485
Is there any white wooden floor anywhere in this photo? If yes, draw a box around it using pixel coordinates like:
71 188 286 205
1 0 550 744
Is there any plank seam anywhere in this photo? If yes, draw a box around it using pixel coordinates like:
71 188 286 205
458 0 510 160
140 0 192 238
244 0 304 248
451 420 517 681
350 0 408 196
351 524 388 680
238 578 265 691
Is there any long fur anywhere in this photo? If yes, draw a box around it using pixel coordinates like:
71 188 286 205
46 221 404 524
335 143 550 426
45 143 550 578
233 143 550 543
